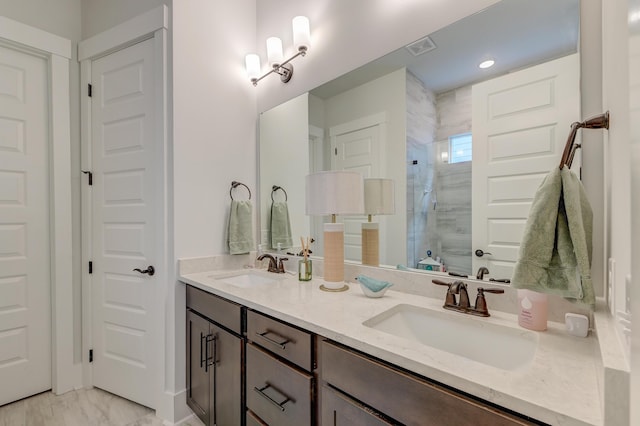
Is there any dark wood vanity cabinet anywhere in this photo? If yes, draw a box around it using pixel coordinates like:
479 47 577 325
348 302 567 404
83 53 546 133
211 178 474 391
186 286 244 426
320 340 540 426
245 309 317 425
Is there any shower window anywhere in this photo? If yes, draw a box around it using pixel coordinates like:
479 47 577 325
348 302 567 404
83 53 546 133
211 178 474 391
449 133 472 163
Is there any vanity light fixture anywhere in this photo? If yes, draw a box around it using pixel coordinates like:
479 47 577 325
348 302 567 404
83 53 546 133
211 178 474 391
245 16 311 86
478 59 495 69
362 179 395 267
306 171 364 291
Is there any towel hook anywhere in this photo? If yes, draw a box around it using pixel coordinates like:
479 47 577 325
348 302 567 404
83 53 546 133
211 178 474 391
230 181 251 200
271 185 288 202
559 111 609 170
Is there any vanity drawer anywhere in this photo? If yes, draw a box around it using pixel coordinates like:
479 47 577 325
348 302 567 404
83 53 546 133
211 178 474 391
246 409 269 426
321 340 537 426
246 343 314 426
186 285 243 334
247 309 313 371
321 385 395 426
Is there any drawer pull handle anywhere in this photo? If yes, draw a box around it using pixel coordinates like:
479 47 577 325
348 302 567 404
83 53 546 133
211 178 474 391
256 330 290 350
254 384 291 412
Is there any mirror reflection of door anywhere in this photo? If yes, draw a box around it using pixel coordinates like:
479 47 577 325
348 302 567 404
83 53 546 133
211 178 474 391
330 120 383 262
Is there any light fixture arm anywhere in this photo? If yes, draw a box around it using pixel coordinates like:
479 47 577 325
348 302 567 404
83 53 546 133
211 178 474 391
250 48 307 86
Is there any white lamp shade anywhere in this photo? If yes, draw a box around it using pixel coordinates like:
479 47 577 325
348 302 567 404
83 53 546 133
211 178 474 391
306 171 364 216
292 16 311 51
266 37 284 68
245 54 261 80
364 178 395 215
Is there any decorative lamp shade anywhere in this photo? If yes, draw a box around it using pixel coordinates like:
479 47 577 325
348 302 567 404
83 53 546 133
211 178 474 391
306 171 364 216
364 178 395 215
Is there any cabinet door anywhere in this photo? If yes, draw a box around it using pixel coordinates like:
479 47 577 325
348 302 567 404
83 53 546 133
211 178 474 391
321 385 396 426
211 323 243 426
186 311 212 425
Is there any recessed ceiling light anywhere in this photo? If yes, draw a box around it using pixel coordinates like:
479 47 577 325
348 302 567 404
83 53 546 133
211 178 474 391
479 59 495 69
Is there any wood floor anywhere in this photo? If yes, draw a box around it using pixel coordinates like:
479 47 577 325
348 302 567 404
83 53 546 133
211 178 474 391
0 388 201 426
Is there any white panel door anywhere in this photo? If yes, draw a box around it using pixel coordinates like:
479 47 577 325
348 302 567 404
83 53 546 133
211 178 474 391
472 54 580 279
332 125 381 262
0 44 51 405
91 38 157 408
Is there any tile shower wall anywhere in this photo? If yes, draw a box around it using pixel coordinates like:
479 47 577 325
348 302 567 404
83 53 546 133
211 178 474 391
406 75 473 273
433 86 472 274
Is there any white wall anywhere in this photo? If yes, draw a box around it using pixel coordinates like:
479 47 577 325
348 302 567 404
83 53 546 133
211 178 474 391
628 0 640 423
81 0 168 39
171 0 257 421
255 0 501 113
602 0 633 354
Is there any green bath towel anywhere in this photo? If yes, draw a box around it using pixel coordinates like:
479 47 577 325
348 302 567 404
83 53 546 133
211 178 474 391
228 200 254 255
270 201 293 249
512 167 594 307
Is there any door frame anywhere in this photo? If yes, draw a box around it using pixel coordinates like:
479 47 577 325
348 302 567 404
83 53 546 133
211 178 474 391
78 5 169 409
0 17 77 394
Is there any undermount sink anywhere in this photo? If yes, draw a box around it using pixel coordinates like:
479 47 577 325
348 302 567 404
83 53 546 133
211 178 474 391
363 304 538 371
209 270 281 288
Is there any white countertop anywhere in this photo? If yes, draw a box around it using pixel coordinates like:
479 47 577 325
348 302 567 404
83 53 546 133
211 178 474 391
180 268 603 426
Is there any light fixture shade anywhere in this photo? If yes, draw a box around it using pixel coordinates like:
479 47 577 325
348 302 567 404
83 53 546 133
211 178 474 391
305 171 364 216
245 54 261 80
292 16 311 52
364 178 395 215
266 37 284 68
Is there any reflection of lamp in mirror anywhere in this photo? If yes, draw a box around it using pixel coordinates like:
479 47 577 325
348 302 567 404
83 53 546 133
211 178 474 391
306 171 364 291
362 179 395 267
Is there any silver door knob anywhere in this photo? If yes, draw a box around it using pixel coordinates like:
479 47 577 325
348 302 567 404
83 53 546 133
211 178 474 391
133 266 155 276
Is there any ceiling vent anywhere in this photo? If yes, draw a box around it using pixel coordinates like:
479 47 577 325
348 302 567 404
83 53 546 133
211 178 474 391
405 36 437 56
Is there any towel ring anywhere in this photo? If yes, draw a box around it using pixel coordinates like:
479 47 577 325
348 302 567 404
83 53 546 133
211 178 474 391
230 181 251 200
271 185 288 202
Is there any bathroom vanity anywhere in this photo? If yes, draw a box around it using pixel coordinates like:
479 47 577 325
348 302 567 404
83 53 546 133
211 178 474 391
181 259 603 426
186 282 539 425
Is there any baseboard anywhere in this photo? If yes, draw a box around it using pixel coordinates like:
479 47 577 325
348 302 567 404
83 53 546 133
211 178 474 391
156 388 191 425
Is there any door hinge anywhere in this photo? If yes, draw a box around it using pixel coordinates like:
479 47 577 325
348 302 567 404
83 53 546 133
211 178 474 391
89 349 93 363
88 83 92 97
334 147 337 155
89 261 93 274
81 170 92 185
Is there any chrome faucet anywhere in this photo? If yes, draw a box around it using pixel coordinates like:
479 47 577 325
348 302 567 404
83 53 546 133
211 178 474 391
475 267 490 280
257 254 288 273
432 279 504 317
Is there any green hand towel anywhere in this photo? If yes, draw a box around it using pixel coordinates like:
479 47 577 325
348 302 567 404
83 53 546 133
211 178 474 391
512 168 594 307
270 201 293 249
228 200 254 255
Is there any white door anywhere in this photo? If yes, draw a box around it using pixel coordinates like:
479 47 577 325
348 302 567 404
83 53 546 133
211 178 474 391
90 38 157 408
0 44 51 405
472 54 580 279
331 124 381 262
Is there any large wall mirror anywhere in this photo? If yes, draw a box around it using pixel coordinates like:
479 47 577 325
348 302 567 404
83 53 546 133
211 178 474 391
259 0 580 280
